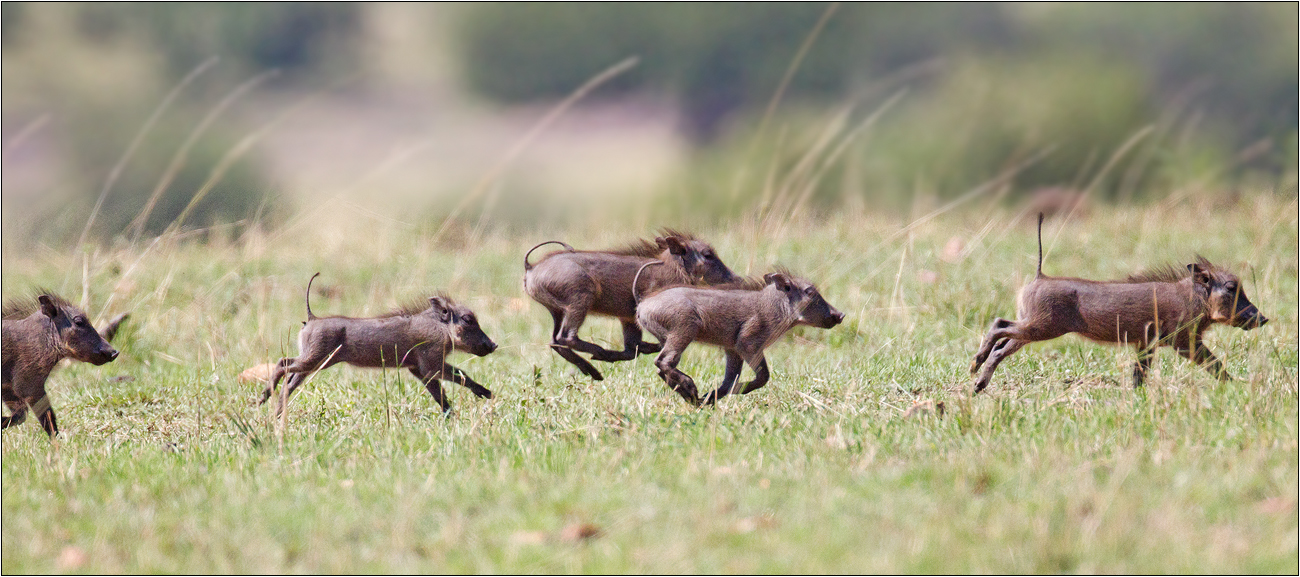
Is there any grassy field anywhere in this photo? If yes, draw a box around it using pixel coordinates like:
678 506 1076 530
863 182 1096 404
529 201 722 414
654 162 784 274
1 192 1296 573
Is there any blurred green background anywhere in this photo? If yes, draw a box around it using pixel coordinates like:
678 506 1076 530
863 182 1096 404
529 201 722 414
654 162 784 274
2 2 1295 246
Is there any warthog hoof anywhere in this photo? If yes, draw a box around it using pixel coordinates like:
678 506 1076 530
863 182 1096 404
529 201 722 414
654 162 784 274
674 383 700 407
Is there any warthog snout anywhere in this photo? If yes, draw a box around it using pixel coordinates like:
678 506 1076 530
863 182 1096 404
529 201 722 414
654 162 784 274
1240 310 1268 330
471 339 498 357
808 307 844 329
1233 297 1268 329
790 279 843 329
91 346 119 365
1215 269 1268 331
826 310 845 328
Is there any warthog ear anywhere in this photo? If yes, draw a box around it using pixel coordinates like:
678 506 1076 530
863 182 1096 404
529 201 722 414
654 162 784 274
655 236 688 255
764 273 793 292
37 295 60 319
428 296 453 323
1187 263 1212 286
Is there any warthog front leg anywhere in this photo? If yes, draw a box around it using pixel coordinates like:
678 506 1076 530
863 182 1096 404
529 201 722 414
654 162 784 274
702 351 744 405
409 366 452 413
441 363 493 399
738 356 771 395
730 321 774 398
1132 345 1155 388
1177 341 1231 381
27 395 57 437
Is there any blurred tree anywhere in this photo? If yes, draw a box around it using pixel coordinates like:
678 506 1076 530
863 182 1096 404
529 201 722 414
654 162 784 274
856 55 1156 198
457 3 659 101
454 2 1296 202
62 3 363 83
0 3 350 244
1 3 26 46
1039 3 1297 156
72 109 277 239
661 3 852 141
455 3 1016 142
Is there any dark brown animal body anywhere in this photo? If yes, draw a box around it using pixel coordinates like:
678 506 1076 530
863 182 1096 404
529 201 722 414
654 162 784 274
635 271 845 405
522 231 740 381
258 274 498 415
970 214 1268 393
2 293 119 437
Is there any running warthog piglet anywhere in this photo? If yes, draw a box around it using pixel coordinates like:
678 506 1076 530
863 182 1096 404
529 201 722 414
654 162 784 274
970 214 1269 393
258 273 498 415
635 269 845 406
2 292 119 437
522 230 739 381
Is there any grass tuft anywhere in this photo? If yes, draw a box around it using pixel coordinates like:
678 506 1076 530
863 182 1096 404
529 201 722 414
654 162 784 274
1 191 1296 573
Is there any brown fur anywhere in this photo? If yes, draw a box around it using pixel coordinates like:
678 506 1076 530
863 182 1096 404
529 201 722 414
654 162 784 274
522 230 740 381
602 229 699 258
2 291 119 437
258 274 498 415
635 270 844 406
970 215 1269 393
1123 256 1212 284
640 272 769 300
2 290 71 320
378 294 459 319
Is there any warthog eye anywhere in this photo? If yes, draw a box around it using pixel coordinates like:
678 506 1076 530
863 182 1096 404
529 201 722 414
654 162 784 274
1224 282 1238 293
74 316 88 327
804 287 816 297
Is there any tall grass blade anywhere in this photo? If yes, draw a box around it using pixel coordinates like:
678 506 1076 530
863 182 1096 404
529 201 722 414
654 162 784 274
127 69 278 244
75 57 218 250
433 56 640 247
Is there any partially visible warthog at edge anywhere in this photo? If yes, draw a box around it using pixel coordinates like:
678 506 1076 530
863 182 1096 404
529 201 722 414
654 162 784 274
523 230 740 381
970 214 1269 393
258 273 498 415
100 312 130 342
635 269 845 406
2 292 120 437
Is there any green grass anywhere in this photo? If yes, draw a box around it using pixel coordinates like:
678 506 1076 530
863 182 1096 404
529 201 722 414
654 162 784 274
2 192 1296 573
